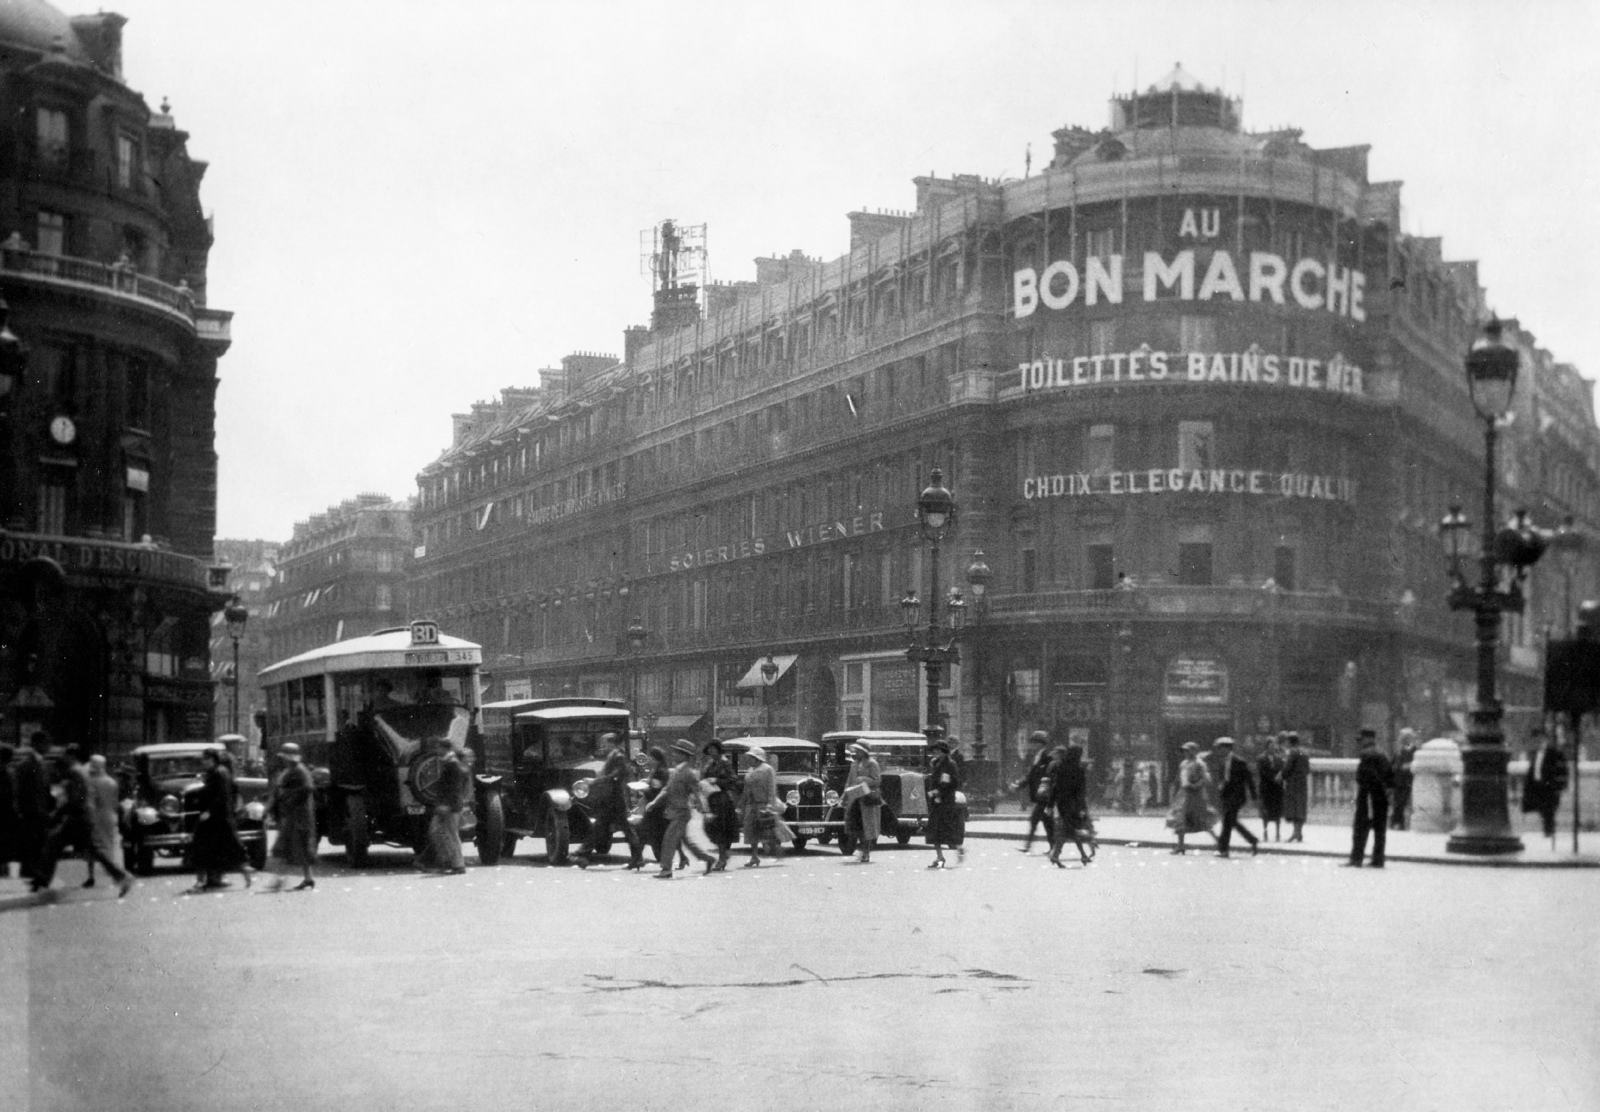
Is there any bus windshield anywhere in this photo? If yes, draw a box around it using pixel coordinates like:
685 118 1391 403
371 704 471 763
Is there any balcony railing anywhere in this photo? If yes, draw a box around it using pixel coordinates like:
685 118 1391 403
989 585 1397 626
0 243 201 328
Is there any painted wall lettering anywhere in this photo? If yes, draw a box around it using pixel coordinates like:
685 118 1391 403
1021 470 1356 503
1016 348 1365 396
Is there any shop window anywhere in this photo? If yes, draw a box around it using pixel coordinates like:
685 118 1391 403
1087 544 1115 590
1178 543 1213 586
1178 421 1214 471
1274 545 1298 592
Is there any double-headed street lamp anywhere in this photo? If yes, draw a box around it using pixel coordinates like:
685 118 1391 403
223 594 249 736
1436 317 1549 855
903 468 965 738
964 551 992 761
625 615 649 746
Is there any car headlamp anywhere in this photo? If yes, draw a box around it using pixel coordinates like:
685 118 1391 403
572 779 591 800
243 801 267 821
825 790 841 807
158 795 181 818
785 791 800 807
136 806 159 826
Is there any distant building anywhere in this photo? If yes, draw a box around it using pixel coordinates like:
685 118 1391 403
0 2 232 757
265 495 412 664
211 538 277 747
411 69 1600 781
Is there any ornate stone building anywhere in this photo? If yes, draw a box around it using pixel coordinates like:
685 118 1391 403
0 1 232 757
409 68 1599 787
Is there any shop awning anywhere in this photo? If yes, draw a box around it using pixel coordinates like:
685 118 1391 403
652 714 706 730
734 654 798 689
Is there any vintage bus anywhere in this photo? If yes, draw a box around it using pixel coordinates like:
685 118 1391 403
258 620 498 865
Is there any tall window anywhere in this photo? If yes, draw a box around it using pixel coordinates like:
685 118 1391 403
1274 545 1298 592
1086 544 1115 590
35 108 68 165
127 359 150 429
1086 424 1115 476
1179 314 1217 351
1085 227 1120 260
40 345 75 406
1177 543 1213 586
1178 421 1215 471
375 584 393 612
36 210 65 256
1020 547 1038 593
37 475 69 535
116 132 137 189
1089 319 1118 356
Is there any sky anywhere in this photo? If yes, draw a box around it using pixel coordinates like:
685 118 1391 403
57 0 1600 542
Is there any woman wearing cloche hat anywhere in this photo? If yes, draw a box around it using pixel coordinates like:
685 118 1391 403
1165 741 1219 855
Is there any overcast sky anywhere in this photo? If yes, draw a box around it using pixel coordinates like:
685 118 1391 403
59 0 1600 542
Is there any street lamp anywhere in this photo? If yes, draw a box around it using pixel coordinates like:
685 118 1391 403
905 468 963 738
964 551 992 761
1437 317 1549 855
223 594 249 736
759 654 779 732
625 614 648 750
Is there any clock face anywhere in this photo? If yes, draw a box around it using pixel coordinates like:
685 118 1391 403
49 415 75 445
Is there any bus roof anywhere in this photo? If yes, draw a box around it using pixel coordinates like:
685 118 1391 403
514 703 631 723
259 627 482 685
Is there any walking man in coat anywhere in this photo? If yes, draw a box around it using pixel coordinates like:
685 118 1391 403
843 741 882 864
1213 738 1260 857
1521 727 1570 842
265 742 317 891
1281 731 1311 842
32 747 133 897
1012 731 1056 853
1389 728 1418 830
645 739 714 879
700 740 742 871
572 732 644 870
1346 728 1393 868
13 736 52 882
82 754 123 888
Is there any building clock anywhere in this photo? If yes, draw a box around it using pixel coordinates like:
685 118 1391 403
49 415 76 446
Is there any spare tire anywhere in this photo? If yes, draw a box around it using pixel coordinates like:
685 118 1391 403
409 751 447 806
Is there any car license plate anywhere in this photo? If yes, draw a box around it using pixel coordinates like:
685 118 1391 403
405 804 426 815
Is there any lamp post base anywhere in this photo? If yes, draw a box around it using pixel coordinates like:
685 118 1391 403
1446 738 1524 856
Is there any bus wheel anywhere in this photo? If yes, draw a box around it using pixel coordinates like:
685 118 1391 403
476 794 505 866
345 795 370 867
545 810 569 866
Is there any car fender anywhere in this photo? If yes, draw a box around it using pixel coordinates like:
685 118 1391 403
545 787 573 812
474 773 503 790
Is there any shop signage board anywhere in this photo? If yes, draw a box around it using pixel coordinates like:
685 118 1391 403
1164 657 1229 707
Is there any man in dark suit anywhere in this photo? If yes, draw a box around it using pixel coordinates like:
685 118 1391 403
1346 728 1393 868
1521 727 1570 842
1213 737 1259 858
1011 732 1056 853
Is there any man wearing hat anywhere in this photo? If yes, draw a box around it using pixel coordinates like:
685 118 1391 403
738 746 778 866
267 742 317 891
1346 728 1393 868
1212 737 1259 858
1010 731 1056 853
644 740 715 878
1281 732 1311 842
573 733 643 870
842 741 882 863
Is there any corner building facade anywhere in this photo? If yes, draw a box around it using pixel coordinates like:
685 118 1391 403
412 73 1595 789
0 3 232 757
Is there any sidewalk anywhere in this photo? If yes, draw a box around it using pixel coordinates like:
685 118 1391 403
964 810 1600 867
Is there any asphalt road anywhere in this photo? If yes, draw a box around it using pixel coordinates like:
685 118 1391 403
10 838 1598 1112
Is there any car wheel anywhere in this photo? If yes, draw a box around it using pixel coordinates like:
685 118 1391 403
838 831 857 856
476 793 505 866
791 836 808 853
246 837 267 871
545 809 569 866
346 794 370 867
501 831 519 859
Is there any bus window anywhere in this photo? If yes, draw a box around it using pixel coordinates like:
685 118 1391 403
334 675 368 727
288 679 305 735
305 677 327 733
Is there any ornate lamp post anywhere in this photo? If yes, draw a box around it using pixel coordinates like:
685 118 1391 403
964 551 992 761
903 468 964 737
1437 318 1549 855
223 594 249 736
759 654 779 732
626 614 649 749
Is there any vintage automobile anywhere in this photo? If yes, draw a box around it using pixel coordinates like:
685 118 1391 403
122 742 269 875
473 697 633 865
817 730 930 853
720 737 826 851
